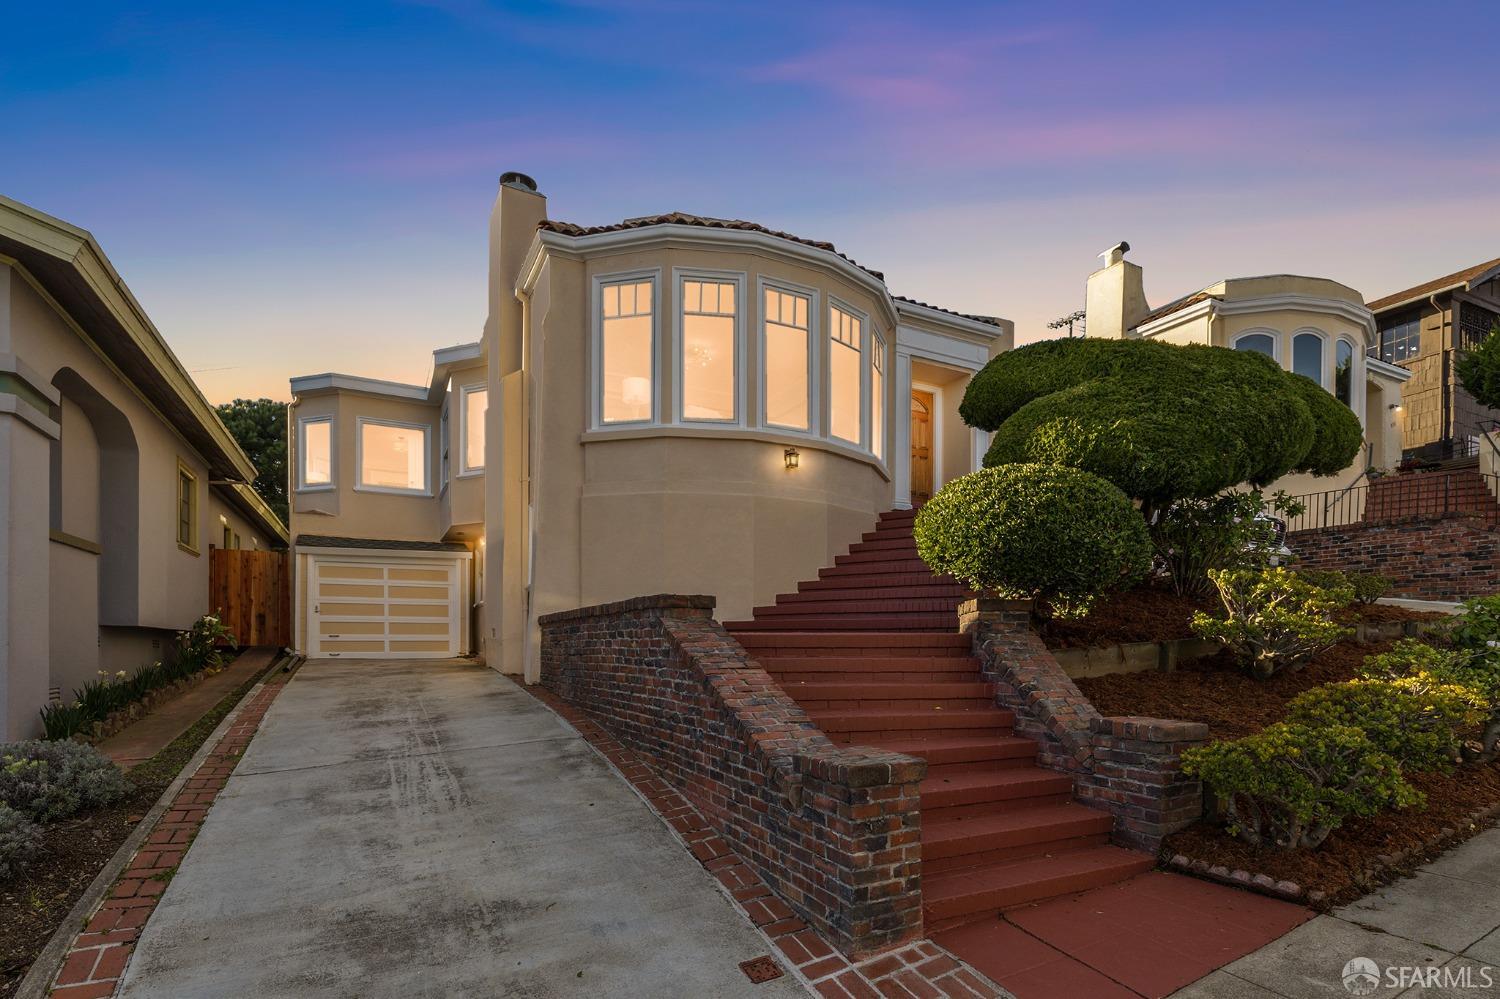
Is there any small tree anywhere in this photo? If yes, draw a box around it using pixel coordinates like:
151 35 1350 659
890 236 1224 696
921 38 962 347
216 398 288 524
914 464 1152 618
1191 567 1352 679
1457 322 1500 412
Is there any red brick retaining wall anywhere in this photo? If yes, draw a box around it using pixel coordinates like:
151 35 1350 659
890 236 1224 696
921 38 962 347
539 594 926 958
1289 515 1500 601
962 599 1210 852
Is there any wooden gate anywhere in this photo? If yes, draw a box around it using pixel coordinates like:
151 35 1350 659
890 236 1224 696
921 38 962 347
209 548 291 647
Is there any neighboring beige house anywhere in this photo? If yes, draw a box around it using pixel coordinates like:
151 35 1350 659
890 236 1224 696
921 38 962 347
1366 256 1500 461
1083 242 1410 496
0 195 287 741
288 174 1012 678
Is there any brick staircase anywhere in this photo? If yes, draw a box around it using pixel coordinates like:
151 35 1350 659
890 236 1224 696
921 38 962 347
724 508 1152 931
1365 464 1500 528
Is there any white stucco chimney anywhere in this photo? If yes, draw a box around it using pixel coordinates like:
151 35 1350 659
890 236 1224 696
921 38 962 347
1084 241 1148 339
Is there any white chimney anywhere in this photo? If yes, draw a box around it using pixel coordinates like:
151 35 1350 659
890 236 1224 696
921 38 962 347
1084 241 1148 339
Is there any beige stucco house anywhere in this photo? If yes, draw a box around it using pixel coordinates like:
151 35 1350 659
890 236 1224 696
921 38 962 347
287 173 1012 678
0 195 287 740
1083 242 1410 496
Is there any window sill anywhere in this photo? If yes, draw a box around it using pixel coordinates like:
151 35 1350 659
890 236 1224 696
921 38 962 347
177 542 201 557
49 529 102 555
353 485 433 498
296 484 336 494
580 424 890 481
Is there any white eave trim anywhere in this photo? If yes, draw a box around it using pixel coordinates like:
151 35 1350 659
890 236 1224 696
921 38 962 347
1367 356 1413 382
892 299 1006 340
289 372 430 401
1134 297 1219 337
1137 293 1377 341
432 341 483 368
1372 265 1500 315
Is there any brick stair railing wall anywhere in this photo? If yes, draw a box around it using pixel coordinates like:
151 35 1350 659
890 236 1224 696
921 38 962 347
538 594 926 958
962 598 1211 852
1290 516 1500 601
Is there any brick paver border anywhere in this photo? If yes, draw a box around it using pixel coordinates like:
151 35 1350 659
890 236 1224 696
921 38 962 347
524 682 1009 999
46 681 289 998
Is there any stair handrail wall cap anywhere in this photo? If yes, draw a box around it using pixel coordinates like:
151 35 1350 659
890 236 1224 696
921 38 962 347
957 595 1034 636
1090 715 1212 745
537 592 716 626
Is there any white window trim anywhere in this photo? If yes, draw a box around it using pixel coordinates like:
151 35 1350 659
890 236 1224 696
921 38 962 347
827 295 870 450
871 328 888 461
1231 328 1281 362
591 268 662 431
439 397 451 493
296 415 336 493
458 382 488 476
354 416 432 496
1291 327 1329 389
671 267 747 427
757 276 821 438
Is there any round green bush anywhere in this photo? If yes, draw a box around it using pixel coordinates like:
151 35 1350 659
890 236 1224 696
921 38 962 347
965 337 1363 509
913 464 1151 617
0 740 130 823
0 803 41 882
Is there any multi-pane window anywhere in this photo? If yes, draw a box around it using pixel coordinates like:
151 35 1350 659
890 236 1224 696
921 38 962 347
870 332 886 460
300 418 332 488
681 279 737 422
1234 332 1275 358
461 385 487 472
1336 339 1354 408
1377 318 1421 364
763 287 811 431
176 464 197 550
601 279 654 424
358 420 428 493
1292 332 1323 384
829 305 863 445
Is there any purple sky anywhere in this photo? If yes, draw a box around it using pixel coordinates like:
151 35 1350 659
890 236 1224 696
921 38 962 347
4 1 1498 402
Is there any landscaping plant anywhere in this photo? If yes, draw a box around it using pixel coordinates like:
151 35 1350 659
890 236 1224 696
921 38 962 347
1452 594 1500 653
39 701 86 741
1191 567 1353 679
1285 678 1485 771
914 463 1152 618
1149 490 1303 597
0 802 41 882
1455 322 1500 413
1181 722 1420 850
1363 637 1500 764
175 613 237 674
0 740 130 823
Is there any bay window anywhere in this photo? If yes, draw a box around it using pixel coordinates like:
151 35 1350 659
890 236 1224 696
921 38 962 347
299 417 333 489
829 304 863 445
680 277 738 422
461 384 487 473
1292 332 1323 385
1233 332 1275 358
1335 339 1354 408
600 277 655 424
357 418 429 493
763 286 811 431
871 331 886 460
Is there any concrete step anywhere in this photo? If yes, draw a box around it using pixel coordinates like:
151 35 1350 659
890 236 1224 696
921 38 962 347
919 769 1074 817
774 680 993 711
922 803 1116 874
724 614 957 631
730 631 975 656
758 656 981 683
810 706 1015 740
875 735 1039 772
923 845 1156 930
755 597 962 616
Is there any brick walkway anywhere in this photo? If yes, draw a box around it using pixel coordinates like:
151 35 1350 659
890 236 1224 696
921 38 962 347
47 678 289 998
525 683 1011 999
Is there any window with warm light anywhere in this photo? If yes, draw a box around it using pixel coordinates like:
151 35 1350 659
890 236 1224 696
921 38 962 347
461 384 487 472
680 278 737 422
299 417 332 489
870 331 886 460
600 278 654 424
1293 332 1323 385
764 286 811 431
358 419 429 493
829 304 863 445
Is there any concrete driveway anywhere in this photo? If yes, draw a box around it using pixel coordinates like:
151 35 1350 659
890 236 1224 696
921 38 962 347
117 659 806 998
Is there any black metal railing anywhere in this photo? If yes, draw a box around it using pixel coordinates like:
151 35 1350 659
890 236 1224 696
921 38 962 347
1285 468 1500 533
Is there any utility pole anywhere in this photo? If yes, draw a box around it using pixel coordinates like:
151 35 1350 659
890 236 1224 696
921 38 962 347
1047 309 1086 338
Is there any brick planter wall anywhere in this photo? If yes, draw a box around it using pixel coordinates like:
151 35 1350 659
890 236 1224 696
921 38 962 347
539 594 926 958
961 598 1210 852
1290 515 1500 601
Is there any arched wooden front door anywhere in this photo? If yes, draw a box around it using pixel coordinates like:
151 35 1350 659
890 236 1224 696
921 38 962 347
910 390 934 505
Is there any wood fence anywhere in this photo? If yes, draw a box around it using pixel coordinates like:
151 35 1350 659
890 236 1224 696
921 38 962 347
208 548 291 647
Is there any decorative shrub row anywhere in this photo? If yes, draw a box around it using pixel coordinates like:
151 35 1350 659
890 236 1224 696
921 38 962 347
0 740 130 881
41 614 236 741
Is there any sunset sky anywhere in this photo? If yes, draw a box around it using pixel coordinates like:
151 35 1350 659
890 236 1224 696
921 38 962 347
4 1 1498 403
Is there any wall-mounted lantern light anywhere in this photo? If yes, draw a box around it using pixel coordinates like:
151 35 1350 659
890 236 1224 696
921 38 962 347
784 447 800 470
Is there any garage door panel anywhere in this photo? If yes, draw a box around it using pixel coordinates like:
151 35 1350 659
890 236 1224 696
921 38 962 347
310 556 461 658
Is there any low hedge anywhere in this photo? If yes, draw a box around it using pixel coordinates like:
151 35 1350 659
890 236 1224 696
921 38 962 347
1286 678 1485 772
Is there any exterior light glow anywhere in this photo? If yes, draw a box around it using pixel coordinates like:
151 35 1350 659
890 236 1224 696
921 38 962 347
784 447 800 470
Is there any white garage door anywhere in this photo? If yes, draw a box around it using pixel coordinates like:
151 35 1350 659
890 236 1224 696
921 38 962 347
309 557 463 658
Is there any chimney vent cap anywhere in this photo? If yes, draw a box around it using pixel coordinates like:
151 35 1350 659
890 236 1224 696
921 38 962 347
499 171 538 193
1098 241 1131 266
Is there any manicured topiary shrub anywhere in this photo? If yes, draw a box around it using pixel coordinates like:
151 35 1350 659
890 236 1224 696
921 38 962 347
1191 567 1352 679
1182 723 1420 850
0 740 130 823
964 337 1364 513
1363 637 1500 763
1286 678 1485 772
0 803 40 882
914 464 1152 618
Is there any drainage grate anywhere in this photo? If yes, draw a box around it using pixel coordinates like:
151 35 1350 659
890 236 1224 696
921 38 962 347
739 956 784 984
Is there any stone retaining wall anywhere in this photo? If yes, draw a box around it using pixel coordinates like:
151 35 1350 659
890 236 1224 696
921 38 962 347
539 594 925 958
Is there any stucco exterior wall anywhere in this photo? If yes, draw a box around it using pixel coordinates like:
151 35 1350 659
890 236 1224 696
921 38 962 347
205 491 268 550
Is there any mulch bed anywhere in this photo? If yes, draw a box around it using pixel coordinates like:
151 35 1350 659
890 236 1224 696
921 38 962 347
0 659 275 999
1074 633 1500 910
1041 584 1445 651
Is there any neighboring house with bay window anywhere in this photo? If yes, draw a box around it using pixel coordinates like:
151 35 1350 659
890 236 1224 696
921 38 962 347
286 173 1012 677
0 195 287 741
1082 242 1410 495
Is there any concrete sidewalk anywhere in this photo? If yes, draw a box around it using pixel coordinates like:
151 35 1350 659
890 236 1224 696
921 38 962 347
1171 825 1500 997
116 658 806 998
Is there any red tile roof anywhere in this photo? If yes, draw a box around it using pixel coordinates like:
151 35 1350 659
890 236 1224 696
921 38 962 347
1368 256 1500 313
1136 290 1215 327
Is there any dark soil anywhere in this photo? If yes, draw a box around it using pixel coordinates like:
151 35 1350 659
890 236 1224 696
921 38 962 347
0 657 277 998
1165 764 1500 910
1042 584 1445 651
